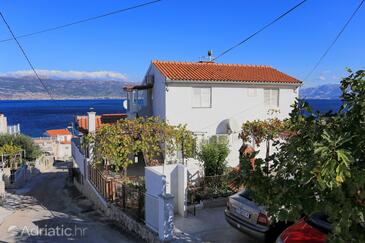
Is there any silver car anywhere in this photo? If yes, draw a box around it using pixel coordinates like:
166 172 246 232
225 189 269 240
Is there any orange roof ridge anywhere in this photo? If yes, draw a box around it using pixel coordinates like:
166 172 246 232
46 129 71 137
151 60 301 84
152 60 271 68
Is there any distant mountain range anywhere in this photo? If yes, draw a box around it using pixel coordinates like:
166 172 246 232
300 84 341 100
0 76 132 100
0 75 340 100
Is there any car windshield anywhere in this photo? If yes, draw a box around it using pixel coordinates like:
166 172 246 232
306 212 332 233
239 189 252 201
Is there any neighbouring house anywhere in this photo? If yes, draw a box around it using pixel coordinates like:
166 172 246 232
45 128 73 161
124 60 302 167
0 113 21 135
71 111 128 181
75 112 127 135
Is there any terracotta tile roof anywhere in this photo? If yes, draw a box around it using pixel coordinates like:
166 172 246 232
152 60 302 84
76 115 102 131
76 114 127 132
46 129 71 137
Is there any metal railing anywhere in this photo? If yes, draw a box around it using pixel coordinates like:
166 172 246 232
114 180 145 222
87 164 145 222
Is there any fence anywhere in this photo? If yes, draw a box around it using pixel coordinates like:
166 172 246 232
88 165 115 202
114 180 145 222
87 165 145 222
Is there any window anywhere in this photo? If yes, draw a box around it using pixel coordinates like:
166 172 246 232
264 88 279 108
192 87 211 108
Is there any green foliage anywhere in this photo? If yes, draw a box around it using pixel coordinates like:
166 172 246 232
0 134 41 161
0 143 23 169
241 69 365 242
240 118 285 146
198 137 229 176
88 117 196 172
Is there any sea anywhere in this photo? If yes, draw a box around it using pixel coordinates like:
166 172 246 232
0 99 342 138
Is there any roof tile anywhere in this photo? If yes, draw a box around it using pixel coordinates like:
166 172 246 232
152 60 301 84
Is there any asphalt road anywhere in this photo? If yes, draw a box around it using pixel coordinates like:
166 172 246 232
0 162 139 243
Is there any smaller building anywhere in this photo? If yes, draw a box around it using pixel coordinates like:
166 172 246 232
45 128 73 161
75 113 127 134
0 113 21 135
0 114 7 134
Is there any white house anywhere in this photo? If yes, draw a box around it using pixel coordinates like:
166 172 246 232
45 128 72 161
0 113 21 135
124 60 302 167
0 114 7 134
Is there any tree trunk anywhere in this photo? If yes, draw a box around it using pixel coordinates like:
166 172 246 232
266 139 270 176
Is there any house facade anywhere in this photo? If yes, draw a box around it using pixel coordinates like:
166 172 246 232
45 128 73 161
124 60 302 167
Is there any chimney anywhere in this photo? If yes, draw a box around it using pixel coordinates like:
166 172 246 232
87 109 96 133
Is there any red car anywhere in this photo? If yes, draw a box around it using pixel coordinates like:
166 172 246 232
276 213 330 243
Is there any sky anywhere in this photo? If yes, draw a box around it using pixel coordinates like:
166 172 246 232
0 0 364 87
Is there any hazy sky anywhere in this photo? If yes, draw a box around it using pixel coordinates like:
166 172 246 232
0 0 364 87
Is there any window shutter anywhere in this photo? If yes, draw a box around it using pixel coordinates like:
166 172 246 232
192 88 201 107
264 89 270 106
271 89 279 107
200 88 211 107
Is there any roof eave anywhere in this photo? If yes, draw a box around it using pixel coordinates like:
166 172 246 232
165 79 302 86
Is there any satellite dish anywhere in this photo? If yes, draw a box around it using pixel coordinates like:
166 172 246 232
227 118 239 134
216 118 240 135
123 100 128 110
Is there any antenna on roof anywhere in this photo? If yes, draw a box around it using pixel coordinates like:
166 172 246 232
199 50 215 63
208 50 213 61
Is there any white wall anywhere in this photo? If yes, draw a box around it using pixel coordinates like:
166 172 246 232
164 82 299 167
56 143 72 161
0 114 8 134
149 65 166 119
146 164 187 217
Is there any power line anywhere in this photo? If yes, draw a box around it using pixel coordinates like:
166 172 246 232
0 0 162 43
303 0 364 82
0 12 56 102
213 0 308 61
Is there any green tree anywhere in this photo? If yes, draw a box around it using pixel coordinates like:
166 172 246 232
0 143 23 169
198 137 229 176
88 117 196 173
241 69 365 242
0 134 41 161
240 118 286 174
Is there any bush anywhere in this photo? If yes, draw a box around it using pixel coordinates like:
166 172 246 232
198 137 229 176
0 134 42 161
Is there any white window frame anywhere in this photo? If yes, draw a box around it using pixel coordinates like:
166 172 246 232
192 87 212 108
264 88 279 108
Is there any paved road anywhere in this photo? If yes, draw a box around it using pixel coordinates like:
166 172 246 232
0 162 139 243
174 207 260 243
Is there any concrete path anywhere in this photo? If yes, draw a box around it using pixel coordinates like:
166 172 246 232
0 162 139 243
174 207 261 243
